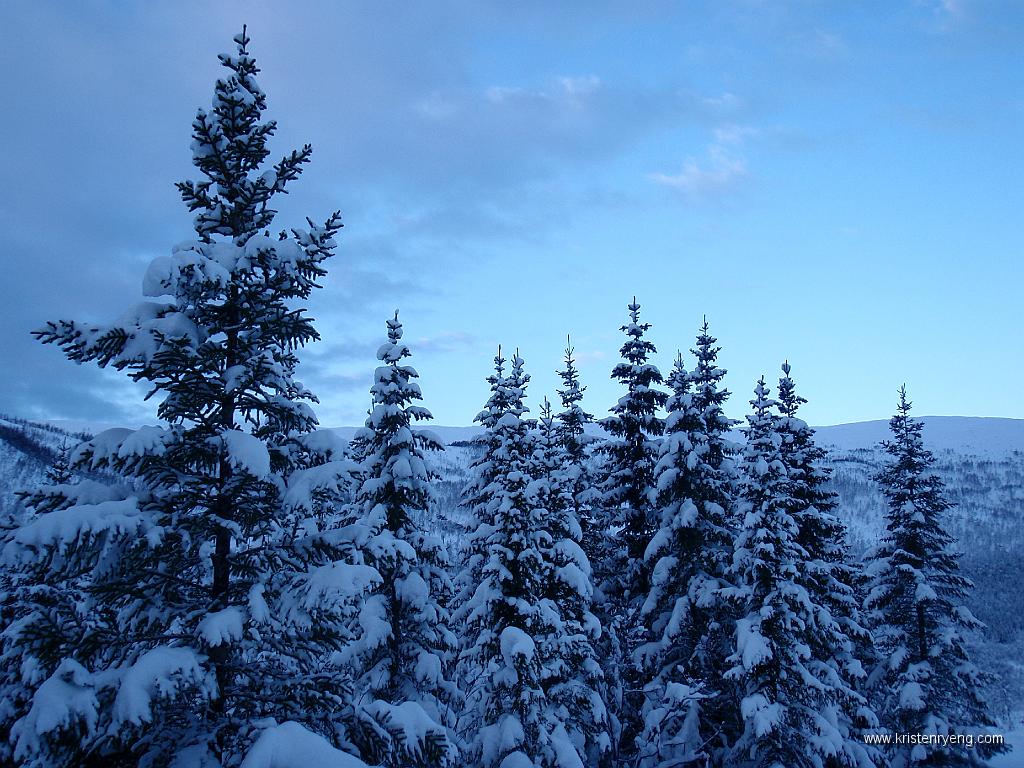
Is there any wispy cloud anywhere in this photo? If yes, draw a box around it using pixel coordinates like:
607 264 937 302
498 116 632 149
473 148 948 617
412 330 482 354
573 349 607 366
650 124 757 200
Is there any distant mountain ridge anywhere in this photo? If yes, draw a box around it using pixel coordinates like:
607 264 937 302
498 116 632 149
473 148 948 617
814 416 1024 455
44 415 1024 454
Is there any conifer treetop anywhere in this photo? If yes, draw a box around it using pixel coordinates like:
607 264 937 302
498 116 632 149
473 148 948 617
178 26 317 244
555 336 593 462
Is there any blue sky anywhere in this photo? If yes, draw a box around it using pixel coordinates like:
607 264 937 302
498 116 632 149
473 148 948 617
0 0 1021 428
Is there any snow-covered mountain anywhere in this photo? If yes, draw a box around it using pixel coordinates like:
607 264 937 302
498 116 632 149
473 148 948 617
815 416 1024 456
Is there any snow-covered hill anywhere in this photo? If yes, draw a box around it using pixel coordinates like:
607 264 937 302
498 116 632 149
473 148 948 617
815 416 1024 456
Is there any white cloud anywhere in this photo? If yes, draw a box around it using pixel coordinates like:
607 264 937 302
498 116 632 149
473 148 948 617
573 349 607 365
412 330 482 354
650 123 756 200
484 75 603 107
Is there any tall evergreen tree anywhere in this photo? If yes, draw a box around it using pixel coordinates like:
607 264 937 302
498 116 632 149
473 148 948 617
532 398 610 766
724 377 878 768
639 320 740 767
1 31 374 767
864 387 1007 767
689 318 736 475
638 351 737 767
555 338 596 558
338 312 460 767
556 340 619 765
775 361 882 765
456 347 521 604
456 352 588 768
595 299 667 762
599 300 667 579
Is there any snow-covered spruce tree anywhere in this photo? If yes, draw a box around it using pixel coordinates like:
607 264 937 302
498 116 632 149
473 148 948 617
0 441 81 763
595 299 667 762
722 377 861 768
532 398 610 766
689 318 737 474
637 351 737 767
456 352 589 768
775 361 883 765
555 338 597 563
556 340 619 765
1 31 376 767
45 439 75 486
338 312 461 767
864 387 1006 767
456 346 520 602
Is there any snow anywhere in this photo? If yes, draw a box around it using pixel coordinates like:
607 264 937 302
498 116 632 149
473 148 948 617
500 626 536 667
117 425 170 458
740 693 782 738
112 647 206 726
499 752 536 768
75 427 133 465
248 583 271 624
395 571 429 607
734 618 772 670
302 562 381 608
13 659 98 759
483 715 526 758
198 607 245 646
240 721 371 768
364 701 449 759
898 681 926 711
297 428 349 458
815 415 1024 456
4 497 150 561
988 724 1023 767
222 430 271 479
284 460 356 511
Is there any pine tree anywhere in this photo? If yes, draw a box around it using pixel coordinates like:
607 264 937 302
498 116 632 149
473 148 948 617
689 318 736 474
1 30 374 767
599 300 667 578
638 351 736 767
638 320 740 767
555 338 596 560
45 439 74 486
864 387 1007 767
338 312 461 767
456 352 588 768
595 298 667 762
532 398 610 766
724 377 853 768
555 340 619 765
456 346 521 602
774 361 882 766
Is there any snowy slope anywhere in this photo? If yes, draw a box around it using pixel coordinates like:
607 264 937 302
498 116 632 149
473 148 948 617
0 414 92 521
815 416 1024 456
